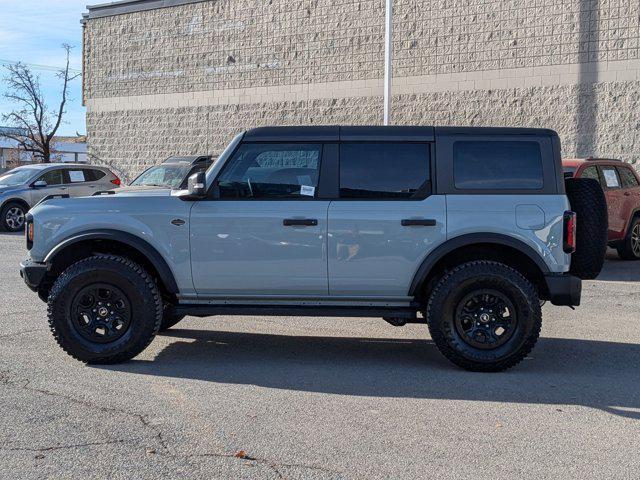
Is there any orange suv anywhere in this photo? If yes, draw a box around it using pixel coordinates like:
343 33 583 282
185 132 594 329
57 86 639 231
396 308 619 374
563 158 640 260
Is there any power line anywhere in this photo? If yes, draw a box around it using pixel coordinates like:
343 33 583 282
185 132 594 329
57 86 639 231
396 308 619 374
0 58 82 75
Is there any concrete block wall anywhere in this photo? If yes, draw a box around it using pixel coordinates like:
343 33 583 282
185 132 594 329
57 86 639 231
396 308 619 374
83 0 640 179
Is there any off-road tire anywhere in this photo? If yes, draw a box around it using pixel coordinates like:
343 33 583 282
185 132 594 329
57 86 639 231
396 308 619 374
616 217 640 261
426 261 542 372
47 255 162 364
565 177 608 279
1 201 27 232
160 311 185 331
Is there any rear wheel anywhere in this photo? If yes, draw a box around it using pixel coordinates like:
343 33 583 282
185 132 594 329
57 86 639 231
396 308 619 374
1 202 27 232
617 217 640 260
47 255 162 364
426 261 541 372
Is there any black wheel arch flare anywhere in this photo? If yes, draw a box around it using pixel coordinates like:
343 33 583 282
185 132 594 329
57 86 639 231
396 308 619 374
44 229 179 294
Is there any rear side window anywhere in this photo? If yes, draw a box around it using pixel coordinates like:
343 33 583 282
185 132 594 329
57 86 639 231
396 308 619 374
218 143 321 199
618 167 639 188
453 141 543 190
601 167 621 189
339 143 430 199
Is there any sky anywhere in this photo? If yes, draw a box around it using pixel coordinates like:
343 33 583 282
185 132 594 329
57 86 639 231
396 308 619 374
0 0 88 136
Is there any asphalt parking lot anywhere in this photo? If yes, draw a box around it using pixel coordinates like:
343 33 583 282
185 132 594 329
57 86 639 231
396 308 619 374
1 231 640 479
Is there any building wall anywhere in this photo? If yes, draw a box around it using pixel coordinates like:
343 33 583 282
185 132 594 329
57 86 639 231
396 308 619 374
84 0 640 179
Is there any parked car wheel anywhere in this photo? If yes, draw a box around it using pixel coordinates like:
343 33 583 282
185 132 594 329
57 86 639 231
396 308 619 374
616 217 640 260
426 261 541 372
47 255 162 364
1 202 27 232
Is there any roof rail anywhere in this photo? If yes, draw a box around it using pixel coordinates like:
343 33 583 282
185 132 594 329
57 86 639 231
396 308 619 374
585 157 622 162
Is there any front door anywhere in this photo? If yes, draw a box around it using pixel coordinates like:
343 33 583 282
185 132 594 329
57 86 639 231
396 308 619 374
30 168 68 204
328 142 446 297
190 142 329 297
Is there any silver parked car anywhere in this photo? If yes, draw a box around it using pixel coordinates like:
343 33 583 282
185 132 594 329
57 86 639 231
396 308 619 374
0 163 120 232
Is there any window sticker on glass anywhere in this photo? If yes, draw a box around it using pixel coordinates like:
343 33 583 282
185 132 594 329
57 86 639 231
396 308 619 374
602 168 620 188
69 170 85 183
300 185 315 197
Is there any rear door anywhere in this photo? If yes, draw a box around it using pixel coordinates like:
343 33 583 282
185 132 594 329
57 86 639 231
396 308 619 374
328 141 446 297
599 165 626 238
64 168 95 197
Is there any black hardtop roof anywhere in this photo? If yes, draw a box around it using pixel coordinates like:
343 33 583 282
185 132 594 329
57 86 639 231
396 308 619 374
163 155 212 165
243 126 558 142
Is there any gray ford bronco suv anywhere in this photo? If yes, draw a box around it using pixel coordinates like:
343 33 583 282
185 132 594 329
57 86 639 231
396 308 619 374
19 126 607 371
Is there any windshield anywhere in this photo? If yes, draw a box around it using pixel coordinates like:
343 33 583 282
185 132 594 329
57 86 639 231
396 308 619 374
130 164 192 188
0 168 38 186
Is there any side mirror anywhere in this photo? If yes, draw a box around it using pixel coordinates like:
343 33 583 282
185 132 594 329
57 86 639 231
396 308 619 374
32 180 47 188
186 172 207 199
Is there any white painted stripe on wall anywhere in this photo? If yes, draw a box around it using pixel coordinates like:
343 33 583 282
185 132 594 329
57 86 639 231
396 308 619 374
86 58 640 112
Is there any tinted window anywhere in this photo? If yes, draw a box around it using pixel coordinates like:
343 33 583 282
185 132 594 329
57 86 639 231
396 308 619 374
39 169 65 185
581 165 600 181
66 169 88 183
339 143 430 199
218 143 321 199
618 167 639 188
453 141 543 190
601 167 621 188
83 169 105 182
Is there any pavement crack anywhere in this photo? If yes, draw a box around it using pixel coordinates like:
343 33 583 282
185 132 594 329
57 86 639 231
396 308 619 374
181 451 342 479
0 440 127 453
1 371 170 453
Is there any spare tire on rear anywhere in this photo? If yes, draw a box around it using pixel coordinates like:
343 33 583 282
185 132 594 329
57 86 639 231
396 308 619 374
565 177 608 280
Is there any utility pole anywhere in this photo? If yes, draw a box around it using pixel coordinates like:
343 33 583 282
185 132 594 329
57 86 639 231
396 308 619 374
383 0 393 125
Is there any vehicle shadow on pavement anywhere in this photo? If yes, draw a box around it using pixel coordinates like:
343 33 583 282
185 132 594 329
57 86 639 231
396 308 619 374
102 329 640 419
596 251 640 282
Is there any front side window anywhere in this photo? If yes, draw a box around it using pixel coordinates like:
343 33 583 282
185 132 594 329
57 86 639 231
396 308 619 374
39 169 65 186
453 141 543 190
339 143 430 199
601 167 621 189
581 165 600 181
218 143 321 199
617 166 639 188
130 164 192 189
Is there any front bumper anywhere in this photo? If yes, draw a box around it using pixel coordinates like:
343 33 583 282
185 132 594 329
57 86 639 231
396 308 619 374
544 273 582 307
19 258 48 292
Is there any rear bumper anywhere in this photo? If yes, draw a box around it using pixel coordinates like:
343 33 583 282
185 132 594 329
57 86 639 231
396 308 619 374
19 259 48 292
544 273 582 307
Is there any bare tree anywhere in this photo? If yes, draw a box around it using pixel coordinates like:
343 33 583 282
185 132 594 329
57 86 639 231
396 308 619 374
0 44 81 162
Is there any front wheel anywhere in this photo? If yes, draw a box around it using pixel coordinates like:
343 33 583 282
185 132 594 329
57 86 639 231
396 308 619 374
426 261 542 372
1 202 27 232
47 255 162 364
616 218 640 261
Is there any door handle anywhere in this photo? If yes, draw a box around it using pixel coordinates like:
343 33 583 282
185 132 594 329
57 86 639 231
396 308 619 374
283 218 318 227
401 219 437 227
624 191 631 196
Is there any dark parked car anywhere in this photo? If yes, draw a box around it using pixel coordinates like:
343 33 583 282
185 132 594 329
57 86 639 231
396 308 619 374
563 158 640 260
127 155 214 190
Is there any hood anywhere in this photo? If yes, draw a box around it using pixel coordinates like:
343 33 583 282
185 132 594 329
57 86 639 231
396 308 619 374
0 184 20 195
114 185 171 197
